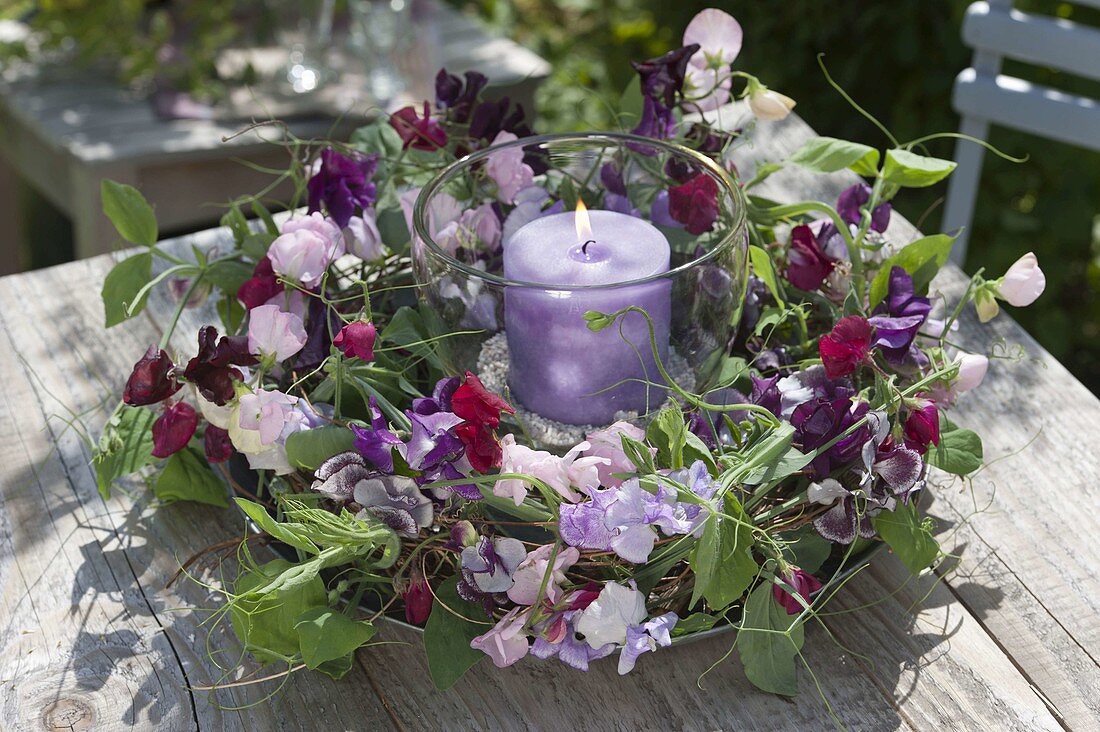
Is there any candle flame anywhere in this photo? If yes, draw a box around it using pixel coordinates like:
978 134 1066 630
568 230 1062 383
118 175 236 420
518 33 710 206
574 199 593 241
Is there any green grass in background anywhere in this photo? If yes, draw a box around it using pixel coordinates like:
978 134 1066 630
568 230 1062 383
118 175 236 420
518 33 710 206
449 0 1100 393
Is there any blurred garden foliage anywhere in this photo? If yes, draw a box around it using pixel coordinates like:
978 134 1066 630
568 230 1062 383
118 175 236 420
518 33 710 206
449 0 1100 393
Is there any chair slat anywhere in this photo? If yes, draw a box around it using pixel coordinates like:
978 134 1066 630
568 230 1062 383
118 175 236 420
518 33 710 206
952 69 1100 151
963 1 1100 81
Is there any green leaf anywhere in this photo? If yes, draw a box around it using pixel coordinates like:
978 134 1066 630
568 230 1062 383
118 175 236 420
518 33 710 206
205 259 254 295
671 612 719 637
872 501 940 574
926 418 983 476
619 434 657 474
618 75 644 125
646 406 688 469
780 526 831 573
788 136 879 176
748 245 785 305
382 306 443 371
220 204 251 244
101 180 158 246
351 119 405 160
738 582 805 696
153 447 230 507
424 576 487 689
102 252 153 327
376 206 410 253
241 232 275 261
230 559 327 664
234 498 319 553
683 431 718 475
295 607 376 671
284 426 357 471
689 497 758 611
868 234 955 307
882 148 957 188
92 404 156 498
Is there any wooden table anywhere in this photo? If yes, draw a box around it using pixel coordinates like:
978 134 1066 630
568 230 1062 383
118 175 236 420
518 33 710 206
0 3 548 273
2 113 1098 731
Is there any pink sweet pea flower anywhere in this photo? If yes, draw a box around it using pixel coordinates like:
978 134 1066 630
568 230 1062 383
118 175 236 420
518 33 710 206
267 213 345 288
584 421 650 487
470 606 530 668
494 435 608 505
997 252 1046 307
683 8 742 70
486 131 534 204
234 389 301 447
151 401 199 458
955 353 988 393
344 212 385 261
247 304 307 362
507 545 581 606
333 320 377 362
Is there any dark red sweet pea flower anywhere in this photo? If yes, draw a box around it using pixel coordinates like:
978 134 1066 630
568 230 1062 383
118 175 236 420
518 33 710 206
183 326 259 406
390 102 448 151
451 371 514 429
773 568 824 615
904 399 940 454
455 422 502 474
152 402 199 458
819 316 874 379
237 256 283 310
785 224 836 291
668 174 719 235
306 147 379 228
123 346 182 406
332 320 377 362
403 571 434 625
204 425 233 463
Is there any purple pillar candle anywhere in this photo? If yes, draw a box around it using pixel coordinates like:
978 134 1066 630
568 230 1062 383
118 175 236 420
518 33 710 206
503 204 671 425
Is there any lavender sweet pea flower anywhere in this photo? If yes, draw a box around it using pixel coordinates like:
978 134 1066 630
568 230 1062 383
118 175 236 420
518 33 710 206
531 610 615 671
470 606 530 668
605 192 640 217
650 190 682 229
353 475 433 538
837 182 891 233
502 187 564 244
618 612 678 674
404 409 465 471
350 397 403 473
307 148 379 228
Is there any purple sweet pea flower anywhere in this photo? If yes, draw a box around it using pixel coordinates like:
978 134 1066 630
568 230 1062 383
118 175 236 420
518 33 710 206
790 396 871 478
618 612 678 674
837 183 891 233
404 409 465 471
468 96 531 143
307 148 379 228
353 475 433 538
531 609 616 671
600 163 627 196
806 477 877 544
350 397 403 472
631 44 700 109
460 536 527 594
650 190 682 229
631 95 677 141
868 266 932 364
773 569 823 615
605 192 640 217
412 375 461 416
435 68 488 123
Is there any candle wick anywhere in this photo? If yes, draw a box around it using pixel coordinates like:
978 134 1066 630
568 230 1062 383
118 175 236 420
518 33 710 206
582 240 595 255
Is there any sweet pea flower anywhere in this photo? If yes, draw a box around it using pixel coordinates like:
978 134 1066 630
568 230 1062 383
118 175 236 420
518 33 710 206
354 475 433 538
503 187 564 243
773 568 823 615
975 287 1000 323
955 353 989 393
344 212 385 261
229 389 312 475
307 147 379 228
400 187 463 243
435 204 502 256
470 606 530 668
486 131 535 204
819 316 874 379
575 582 647 649
312 450 372 502
204 425 233 463
618 612 678 674
997 252 1046 306
451 371 515 428
435 68 488 123
333 320 377 362
390 102 448 150
494 435 608 505
350 398 403 472
632 44 698 109
837 183 891 233
531 609 616 671
668 173 719 234
247 304 307 362
683 8 742 70
683 66 732 112
749 87 796 121
508 545 581 606
904 399 940 453
237 256 284 311
460 536 527 594
151 401 198 458
268 213 345 288
123 346 181 406
786 224 836 292
183 326 258 406
584 421 649 487
403 571 433 625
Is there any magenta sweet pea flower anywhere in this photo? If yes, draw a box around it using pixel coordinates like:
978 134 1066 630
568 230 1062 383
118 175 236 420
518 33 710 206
247 304 307 362
785 224 836 291
403 571 433 625
390 102 448 151
332 320 377 362
152 401 199 458
904 399 940 454
123 346 182 406
837 182 891 233
818 316 873 379
773 568 823 615
668 173 719 234
237 256 284 311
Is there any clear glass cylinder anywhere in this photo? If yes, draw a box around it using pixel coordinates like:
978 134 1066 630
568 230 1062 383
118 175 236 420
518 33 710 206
411 132 749 430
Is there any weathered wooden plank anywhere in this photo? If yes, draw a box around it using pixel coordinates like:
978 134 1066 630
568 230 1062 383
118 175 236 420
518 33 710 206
0 254 396 729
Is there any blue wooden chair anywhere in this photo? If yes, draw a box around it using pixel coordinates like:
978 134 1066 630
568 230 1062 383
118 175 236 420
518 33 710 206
943 0 1100 265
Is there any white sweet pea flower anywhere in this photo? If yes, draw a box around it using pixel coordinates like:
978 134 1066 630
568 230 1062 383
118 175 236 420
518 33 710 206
575 582 647 649
997 252 1046 307
954 353 989 393
749 87 796 121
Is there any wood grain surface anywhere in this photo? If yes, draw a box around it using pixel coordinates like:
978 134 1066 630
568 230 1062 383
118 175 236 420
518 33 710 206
0 112 1096 731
